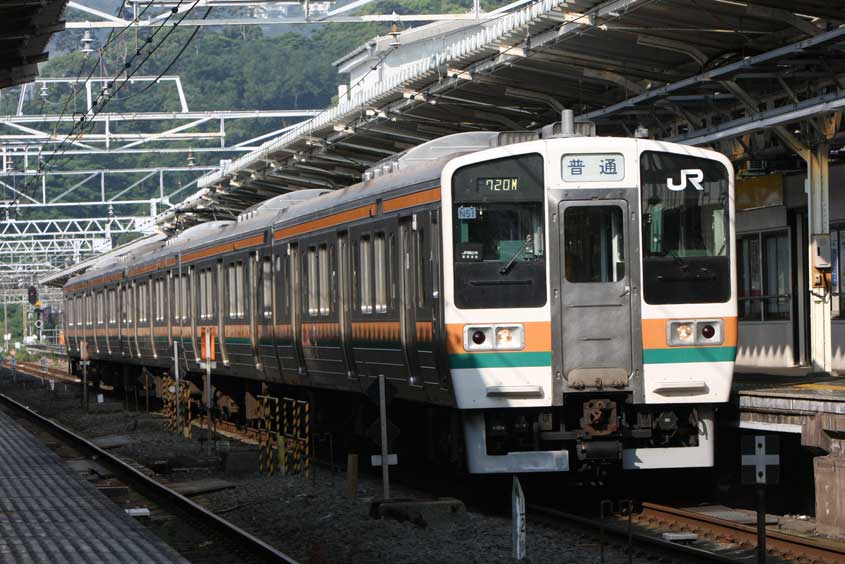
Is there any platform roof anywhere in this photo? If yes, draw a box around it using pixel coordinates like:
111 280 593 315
162 1 843 230
0 0 68 89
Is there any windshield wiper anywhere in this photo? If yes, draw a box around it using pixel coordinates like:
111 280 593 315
500 234 532 275
662 249 689 272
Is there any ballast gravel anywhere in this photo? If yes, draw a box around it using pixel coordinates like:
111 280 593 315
0 377 700 564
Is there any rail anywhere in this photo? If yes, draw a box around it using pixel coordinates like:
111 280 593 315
638 502 845 564
0 383 300 564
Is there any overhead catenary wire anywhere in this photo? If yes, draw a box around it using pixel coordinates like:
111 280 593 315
38 0 192 172
18 0 198 201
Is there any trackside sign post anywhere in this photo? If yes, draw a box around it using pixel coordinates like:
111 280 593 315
512 475 526 560
742 434 780 564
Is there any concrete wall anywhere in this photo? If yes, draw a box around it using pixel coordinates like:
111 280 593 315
736 322 795 367
834 322 845 371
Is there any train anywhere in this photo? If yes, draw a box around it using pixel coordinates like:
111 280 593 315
63 129 737 474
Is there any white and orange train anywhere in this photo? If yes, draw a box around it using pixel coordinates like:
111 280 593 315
64 131 736 473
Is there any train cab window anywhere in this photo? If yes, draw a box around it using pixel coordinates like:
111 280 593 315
359 236 373 314
452 153 546 309
564 206 626 283
641 151 730 304
227 261 245 320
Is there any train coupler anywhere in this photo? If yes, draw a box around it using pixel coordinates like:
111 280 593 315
576 439 622 462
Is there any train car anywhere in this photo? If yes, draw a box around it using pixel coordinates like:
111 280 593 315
63 130 736 474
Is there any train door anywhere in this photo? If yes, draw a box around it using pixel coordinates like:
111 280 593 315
337 231 356 379
398 218 421 385
557 200 633 389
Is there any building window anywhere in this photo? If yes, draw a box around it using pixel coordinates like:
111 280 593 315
738 230 790 321
833 225 845 320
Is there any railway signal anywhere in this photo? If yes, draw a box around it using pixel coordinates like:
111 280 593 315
742 435 780 564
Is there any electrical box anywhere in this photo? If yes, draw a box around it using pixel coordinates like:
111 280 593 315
812 234 832 269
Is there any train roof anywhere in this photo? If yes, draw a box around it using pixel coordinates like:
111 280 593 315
65 131 515 290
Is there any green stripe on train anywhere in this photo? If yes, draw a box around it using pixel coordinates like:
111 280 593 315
449 352 552 369
643 346 737 364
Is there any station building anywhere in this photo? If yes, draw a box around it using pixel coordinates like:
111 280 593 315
736 163 845 371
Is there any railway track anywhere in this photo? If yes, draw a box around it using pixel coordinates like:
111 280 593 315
4 360 844 563
530 502 845 564
1 358 79 384
0 375 299 564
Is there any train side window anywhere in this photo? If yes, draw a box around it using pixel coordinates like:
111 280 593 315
227 262 245 320
174 274 181 321
126 285 133 324
374 233 387 313
206 268 214 320
262 257 272 319
96 292 103 325
416 228 426 306
227 264 234 318
109 289 116 324
180 274 188 321
143 282 150 323
199 271 207 320
274 254 286 319
154 279 163 322
319 244 330 316
360 236 373 314
137 283 144 323
307 247 318 316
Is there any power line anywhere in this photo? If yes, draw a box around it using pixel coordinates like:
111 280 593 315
18 0 197 200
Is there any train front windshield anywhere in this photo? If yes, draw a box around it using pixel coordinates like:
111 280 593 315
640 151 731 304
452 153 547 309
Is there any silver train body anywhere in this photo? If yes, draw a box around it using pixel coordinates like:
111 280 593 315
64 132 737 473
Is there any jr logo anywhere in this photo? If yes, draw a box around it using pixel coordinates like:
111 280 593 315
667 169 704 191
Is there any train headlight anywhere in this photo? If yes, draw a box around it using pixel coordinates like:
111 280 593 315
667 319 724 346
463 324 524 351
495 325 524 350
667 321 695 346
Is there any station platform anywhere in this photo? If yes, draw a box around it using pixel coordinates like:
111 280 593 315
0 407 186 563
734 366 845 440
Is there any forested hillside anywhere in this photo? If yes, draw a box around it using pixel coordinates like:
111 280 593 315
0 1 497 222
